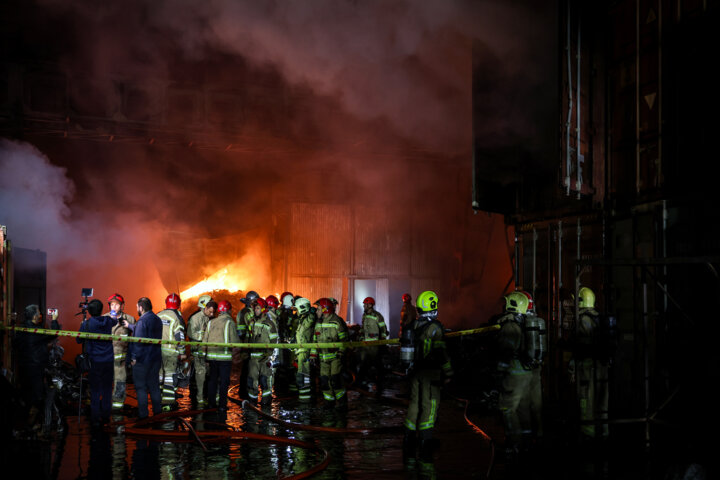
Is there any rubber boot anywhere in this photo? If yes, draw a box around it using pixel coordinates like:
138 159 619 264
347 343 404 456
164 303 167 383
402 429 417 462
418 431 435 463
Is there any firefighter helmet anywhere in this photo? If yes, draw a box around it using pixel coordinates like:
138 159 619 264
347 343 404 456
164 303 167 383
241 290 260 305
280 291 294 308
165 293 181 310
108 293 125 305
295 297 311 316
217 300 232 313
253 297 268 314
402 293 411 303
198 294 212 309
266 295 280 309
520 291 534 312
416 291 439 313
505 291 528 314
315 298 335 315
578 286 595 309
363 297 375 306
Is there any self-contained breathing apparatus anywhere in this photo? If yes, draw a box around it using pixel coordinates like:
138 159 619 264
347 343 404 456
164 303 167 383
522 313 548 369
399 313 436 376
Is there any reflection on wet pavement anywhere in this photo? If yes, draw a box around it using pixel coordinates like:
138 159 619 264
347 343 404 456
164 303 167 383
2 373 496 479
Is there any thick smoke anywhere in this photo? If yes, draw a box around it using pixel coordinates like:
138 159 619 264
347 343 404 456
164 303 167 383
2 0 546 344
38 0 554 154
0 139 168 358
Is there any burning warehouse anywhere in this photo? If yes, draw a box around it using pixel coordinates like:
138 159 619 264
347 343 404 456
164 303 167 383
1 0 718 479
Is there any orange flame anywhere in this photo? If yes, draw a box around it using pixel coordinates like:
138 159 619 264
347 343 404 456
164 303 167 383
180 266 247 298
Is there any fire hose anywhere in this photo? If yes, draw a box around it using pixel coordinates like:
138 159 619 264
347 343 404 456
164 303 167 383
109 408 331 480
237 398 403 435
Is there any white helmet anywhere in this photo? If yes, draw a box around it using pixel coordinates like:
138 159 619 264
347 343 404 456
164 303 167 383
198 294 213 309
295 297 311 316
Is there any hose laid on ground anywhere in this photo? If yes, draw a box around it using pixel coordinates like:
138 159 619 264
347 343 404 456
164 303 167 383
239 399 403 435
109 409 331 480
447 394 495 479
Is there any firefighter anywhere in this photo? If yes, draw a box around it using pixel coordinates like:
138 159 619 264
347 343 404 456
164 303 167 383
293 297 316 402
247 298 279 406
358 296 388 391
105 293 136 412
236 290 259 341
187 294 216 408
236 290 259 399
493 290 532 460
310 298 349 409
276 291 298 396
400 293 417 337
402 290 453 463
568 286 610 441
518 290 547 445
157 293 186 411
204 300 239 414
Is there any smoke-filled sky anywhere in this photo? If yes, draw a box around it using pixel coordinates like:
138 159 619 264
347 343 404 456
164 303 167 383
1 0 554 356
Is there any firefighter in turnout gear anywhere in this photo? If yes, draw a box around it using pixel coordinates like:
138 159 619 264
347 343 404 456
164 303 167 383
204 300 240 413
400 293 417 338
157 293 186 411
276 292 298 395
248 298 280 405
518 290 547 444
293 298 316 402
187 294 216 408
236 290 259 341
493 290 532 459
311 298 349 409
402 290 453 463
358 296 388 391
236 290 259 399
105 293 136 412
569 286 610 440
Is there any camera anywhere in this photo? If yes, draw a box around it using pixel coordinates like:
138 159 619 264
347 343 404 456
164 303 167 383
76 288 94 319
78 288 94 309
47 308 58 317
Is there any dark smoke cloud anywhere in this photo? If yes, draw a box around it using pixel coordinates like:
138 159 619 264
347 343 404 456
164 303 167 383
37 0 555 154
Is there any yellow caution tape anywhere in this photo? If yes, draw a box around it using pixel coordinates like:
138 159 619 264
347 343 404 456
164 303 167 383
0 323 499 350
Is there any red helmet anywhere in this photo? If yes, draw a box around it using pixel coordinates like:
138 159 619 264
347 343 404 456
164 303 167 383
402 293 411 303
253 298 268 314
265 295 280 309
315 298 335 315
363 297 375 306
165 293 181 309
217 300 232 313
108 293 125 305
520 291 534 311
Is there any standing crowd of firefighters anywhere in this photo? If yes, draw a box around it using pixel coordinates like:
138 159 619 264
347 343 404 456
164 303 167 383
12 284 611 466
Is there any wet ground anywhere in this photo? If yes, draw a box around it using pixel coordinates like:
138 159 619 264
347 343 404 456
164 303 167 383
3 370 713 480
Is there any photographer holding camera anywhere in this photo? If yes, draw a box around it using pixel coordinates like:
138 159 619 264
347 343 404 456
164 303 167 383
77 299 118 429
14 305 59 432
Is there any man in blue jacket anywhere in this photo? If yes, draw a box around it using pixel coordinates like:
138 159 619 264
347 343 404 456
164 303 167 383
127 297 163 420
77 299 117 428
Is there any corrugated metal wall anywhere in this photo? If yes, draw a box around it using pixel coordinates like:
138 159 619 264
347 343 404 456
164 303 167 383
354 205 410 277
288 203 352 277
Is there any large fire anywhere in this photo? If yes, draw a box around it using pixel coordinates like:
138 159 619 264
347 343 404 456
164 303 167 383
180 266 247 299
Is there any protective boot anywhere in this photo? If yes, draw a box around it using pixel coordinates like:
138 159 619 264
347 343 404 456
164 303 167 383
418 430 435 463
402 428 417 462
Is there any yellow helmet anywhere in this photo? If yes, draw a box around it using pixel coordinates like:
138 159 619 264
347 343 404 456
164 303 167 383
505 291 529 314
578 287 595 308
416 290 439 313
198 294 213 308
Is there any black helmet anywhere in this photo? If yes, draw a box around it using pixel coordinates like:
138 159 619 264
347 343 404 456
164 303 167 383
241 290 259 305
